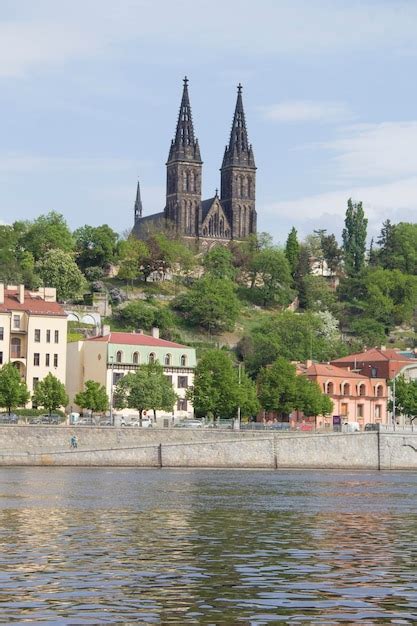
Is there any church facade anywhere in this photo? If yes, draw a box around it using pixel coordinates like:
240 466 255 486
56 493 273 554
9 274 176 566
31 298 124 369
132 78 257 246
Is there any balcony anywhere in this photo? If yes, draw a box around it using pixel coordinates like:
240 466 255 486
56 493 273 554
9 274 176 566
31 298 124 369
11 327 27 335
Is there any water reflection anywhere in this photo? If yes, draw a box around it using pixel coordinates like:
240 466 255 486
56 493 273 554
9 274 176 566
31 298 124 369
0 468 416 623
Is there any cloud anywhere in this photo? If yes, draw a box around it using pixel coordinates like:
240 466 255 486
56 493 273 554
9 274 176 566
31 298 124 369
322 121 417 181
259 100 352 123
2 1 417 77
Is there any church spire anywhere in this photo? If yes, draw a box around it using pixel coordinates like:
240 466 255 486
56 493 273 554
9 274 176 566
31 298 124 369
134 179 143 222
222 83 255 168
168 77 202 163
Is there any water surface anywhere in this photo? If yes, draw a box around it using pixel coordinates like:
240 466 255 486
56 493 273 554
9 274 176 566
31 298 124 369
0 468 416 624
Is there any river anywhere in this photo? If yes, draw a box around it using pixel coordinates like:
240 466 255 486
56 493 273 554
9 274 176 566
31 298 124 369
0 468 416 624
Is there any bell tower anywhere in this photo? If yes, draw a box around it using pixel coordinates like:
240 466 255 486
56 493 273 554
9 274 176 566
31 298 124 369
220 84 257 239
165 77 202 236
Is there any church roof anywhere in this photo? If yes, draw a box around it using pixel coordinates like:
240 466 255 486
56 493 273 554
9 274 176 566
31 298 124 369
168 77 202 163
222 84 255 169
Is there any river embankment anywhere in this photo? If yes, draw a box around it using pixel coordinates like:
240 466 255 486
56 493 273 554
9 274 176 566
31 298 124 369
0 427 416 469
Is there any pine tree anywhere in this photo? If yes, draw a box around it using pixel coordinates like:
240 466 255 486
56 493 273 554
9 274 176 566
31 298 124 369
342 198 368 276
285 227 300 277
376 219 395 269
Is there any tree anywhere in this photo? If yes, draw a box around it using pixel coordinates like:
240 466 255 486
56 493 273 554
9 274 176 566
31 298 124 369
32 373 68 415
203 246 236 280
174 276 240 333
141 233 193 281
342 198 368 276
301 275 337 311
36 250 88 301
321 233 342 274
249 248 293 306
118 237 150 284
389 375 417 426
115 300 176 337
21 212 74 261
74 380 109 416
114 364 177 421
285 227 300 278
295 376 333 424
257 358 298 418
0 363 30 413
187 350 258 419
376 219 395 268
74 224 119 271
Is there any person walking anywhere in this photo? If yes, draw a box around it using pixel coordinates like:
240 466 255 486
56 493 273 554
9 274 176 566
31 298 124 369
70 434 78 449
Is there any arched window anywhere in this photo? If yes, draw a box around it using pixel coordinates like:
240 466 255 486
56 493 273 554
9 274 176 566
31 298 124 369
164 354 172 366
326 381 334 395
11 337 21 358
358 383 366 396
149 352 156 364
183 171 187 191
132 352 139 364
248 177 252 198
190 171 194 193
116 350 122 363
375 384 384 398
180 354 187 367
341 382 350 396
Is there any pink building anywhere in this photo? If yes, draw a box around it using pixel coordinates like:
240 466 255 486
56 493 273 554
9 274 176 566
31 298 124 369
296 362 388 429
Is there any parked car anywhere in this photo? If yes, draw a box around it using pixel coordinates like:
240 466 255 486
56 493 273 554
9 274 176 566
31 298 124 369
0 413 18 424
40 414 61 424
76 417 94 426
98 417 112 426
174 419 203 428
364 423 380 431
343 421 360 433
120 417 153 428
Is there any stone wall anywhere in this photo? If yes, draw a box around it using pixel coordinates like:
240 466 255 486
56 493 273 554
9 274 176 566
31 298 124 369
0 427 416 469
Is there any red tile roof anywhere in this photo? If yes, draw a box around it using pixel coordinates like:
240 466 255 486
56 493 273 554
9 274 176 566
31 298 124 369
87 331 189 349
332 348 411 364
302 363 372 379
0 289 66 317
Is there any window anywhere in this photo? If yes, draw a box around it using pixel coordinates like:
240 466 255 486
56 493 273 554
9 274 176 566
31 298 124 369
341 403 348 416
54 330 59 343
0 352 3 365
0 327 4 340
371 367 378 378
358 384 366 397
357 404 364 418
34 329 41 342
164 354 172 366
53 354 58 368
180 354 187 367
33 353 40 366
116 351 122 363
149 352 156 364
113 372 123 385
33 377 39 390
13 315 20 329
11 337 21 358
132 352 139 364
178 376 188 389
342 383 350 396
326 381 334 395
165 375 172 386
46 330 51 343
177 398 187 411
45 353 50 367
375 404 381 419
375 385 384 398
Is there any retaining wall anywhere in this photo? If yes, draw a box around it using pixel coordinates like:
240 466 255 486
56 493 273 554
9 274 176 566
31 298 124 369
0 427 416 469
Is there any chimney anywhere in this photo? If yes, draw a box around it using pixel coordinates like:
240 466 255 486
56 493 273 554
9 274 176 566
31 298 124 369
380 345 386 351
151 327 160 339
102 324 111 337
135 329 144 335
0 283 4 305
305 359 312 367
18 284 25 304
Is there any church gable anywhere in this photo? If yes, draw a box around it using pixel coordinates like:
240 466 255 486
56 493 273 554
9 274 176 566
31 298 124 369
200 197 231 239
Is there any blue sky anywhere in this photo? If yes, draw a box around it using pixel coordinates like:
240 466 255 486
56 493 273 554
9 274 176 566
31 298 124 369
1 0 417 244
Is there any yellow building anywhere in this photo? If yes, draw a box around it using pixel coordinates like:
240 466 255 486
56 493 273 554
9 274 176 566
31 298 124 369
0 284 68 403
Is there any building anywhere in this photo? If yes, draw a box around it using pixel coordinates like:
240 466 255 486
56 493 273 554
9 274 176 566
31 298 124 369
0 284 67 402
331 347 415 380
132 78 257 247
296 362 388 429
67 328 196 419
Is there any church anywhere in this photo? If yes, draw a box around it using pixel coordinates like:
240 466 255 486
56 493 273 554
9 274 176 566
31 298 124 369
132 78 257 247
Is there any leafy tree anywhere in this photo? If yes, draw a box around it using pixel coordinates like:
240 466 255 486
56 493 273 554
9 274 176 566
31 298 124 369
114 364 177 421
377 223 417 274
376 219 395 268
248 248 293 306
295 376 333 421
74 224 119 271
389 375 417 425
342 198 368 276
285 227 300 277
115 300 175 337
118 237 150 284
0 363 30 413
257 358 298 418
32 373 68 415
203 246 236 280
301 275 337 312
321 233 342 274
36 250 88 301
21 212 74 261
348 317 386 347
74 380 108 416
142 233 194 281
187 349 258 419
174 276 240 333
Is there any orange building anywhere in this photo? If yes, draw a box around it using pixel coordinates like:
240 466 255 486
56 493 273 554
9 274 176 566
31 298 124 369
296 362 388 429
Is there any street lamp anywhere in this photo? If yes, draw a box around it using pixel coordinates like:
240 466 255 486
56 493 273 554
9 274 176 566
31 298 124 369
236 362 242 430
109 355 114 426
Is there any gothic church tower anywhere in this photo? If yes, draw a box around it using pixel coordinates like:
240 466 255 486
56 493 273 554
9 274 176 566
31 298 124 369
220 85 257 239
165 77 202 236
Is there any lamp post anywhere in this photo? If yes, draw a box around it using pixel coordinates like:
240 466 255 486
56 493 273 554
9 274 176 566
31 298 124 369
236 362 242 430
109 355 114 426
392 372 397 432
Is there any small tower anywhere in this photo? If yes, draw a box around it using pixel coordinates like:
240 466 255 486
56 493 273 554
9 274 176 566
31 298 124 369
134 179 143 223
165 77 202 236
220 84 257 239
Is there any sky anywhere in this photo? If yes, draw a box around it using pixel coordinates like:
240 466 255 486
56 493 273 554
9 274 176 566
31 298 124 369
1 0 417 244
